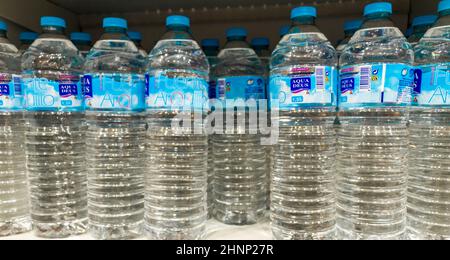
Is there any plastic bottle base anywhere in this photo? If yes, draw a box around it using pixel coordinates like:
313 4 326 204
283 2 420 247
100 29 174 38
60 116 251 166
214 210 265 226
144 225 206 240
33 219 88 239
336 227 406 240
272 226 336 240
89 222 143 240
0 217 32 237
407 228 450 240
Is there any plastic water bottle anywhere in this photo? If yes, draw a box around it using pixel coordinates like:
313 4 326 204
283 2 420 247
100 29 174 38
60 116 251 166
251 37 272 210
0 21 31 237
22 16 87 238
270 6 337 240
338 2 414 240
19 32 38 55
145 15 209 240
408 15 438 47
201 38 220 219
70 32 92 57
83 18 146 240
408 0 450 240
336 20 363 56
212 27 266 225
128 31 147 57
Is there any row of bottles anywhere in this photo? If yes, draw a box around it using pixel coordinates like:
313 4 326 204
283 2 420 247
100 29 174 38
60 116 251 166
0 0 448 240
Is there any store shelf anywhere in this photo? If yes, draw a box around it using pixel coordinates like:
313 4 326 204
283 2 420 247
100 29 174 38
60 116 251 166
2 219 273 241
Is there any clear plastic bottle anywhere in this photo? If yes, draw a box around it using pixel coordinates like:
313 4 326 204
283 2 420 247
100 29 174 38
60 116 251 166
251 37 272 211
408 15 438 47
336 20 363 57
338 2 414 240
83 18 146 240
18 32 38 55
408 0 450 240
0 21 31 237
145 15 209 240
70 32 92 57
201 38 220 219
128 31 148 57
270 6 337 240
212 27 267 225
22 16 87 238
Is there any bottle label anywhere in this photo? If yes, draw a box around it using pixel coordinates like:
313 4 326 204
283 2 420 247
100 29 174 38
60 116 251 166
83 73 145 111
216 76 266 101
23 75 83 111
0 73 23 111
339 64 414 108
269 66 337 109
146 72 209 111
413 63 450 107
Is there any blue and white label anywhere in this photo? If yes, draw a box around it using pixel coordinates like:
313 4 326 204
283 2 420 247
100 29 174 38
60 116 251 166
23 75 83 111
269 66 337 109
0 73 23 110
146 71 209 111
83 73 145 111
216 76 266 100
339 64 414 108
413 63 449 106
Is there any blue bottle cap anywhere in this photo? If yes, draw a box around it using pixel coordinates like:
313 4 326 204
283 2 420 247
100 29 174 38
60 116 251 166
103 17 128 29
166 15 190 27
279 25 290 37
201 39 220 48
412 15 438 27
41 16 67 28
438 0 450 13
0 21 7 31
291 6 317 19
251 37 270 47
344 20 363 32
226 27 248 38
128 31 143 41
364 2 393 16
70 32 92 42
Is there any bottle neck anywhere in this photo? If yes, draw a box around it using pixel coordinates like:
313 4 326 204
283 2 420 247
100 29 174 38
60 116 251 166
362 12 395 29
292 16 316 26
203 47 219 57
132 40 142 47
436 10 450 26
0 30 7 39
291 16 320 33
105 27 127 35
413 24 431 34
227 36 246 42
164 25 192 40
167 25 190 33
344 30 357 37
42 26 65 35
74 41 91 47
364 12 393 24
21 40 34 45
440 9 450 18
253 46 269 52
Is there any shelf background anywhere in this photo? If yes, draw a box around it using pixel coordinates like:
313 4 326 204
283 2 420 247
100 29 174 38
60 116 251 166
0 0 443 50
